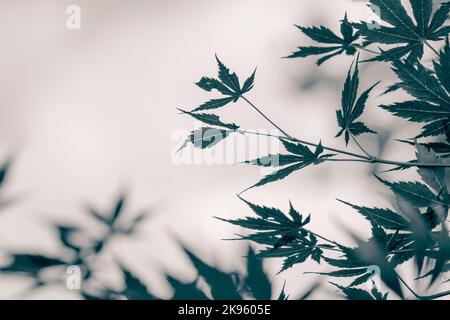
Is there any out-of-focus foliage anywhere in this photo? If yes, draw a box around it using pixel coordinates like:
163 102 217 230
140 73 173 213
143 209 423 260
0 160 318 299
180 0 450 300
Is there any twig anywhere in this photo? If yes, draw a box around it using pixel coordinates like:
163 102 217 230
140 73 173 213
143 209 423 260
324 158 372 163
352 44 380 55
351 134 373 159
241 96 294 139
305 228 342 248
424 41 440 57
236 128 450 168
398 275 450 300
237 129 370 160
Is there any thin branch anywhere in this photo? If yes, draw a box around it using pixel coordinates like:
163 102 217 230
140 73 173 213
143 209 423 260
370 157 450 168
324 158 372 163
316 245 342 252
305 228 342 248
423 290 450 300
241 96 294 140
387 248 437 255
351 134 373 159
236 99 372 161
352 44 380 55
236 128 450 168
424 41 440 57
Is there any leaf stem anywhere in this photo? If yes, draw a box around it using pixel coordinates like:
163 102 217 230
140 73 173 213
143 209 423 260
301 227 342 248
238 97 371 161
351 134 373 159
424 41 440 56
398 275 450 300
241 96 294 139
236 128 450 168
352 44 379 55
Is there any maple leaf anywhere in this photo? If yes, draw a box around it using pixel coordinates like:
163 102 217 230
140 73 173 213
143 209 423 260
336 58 378 145
354 0 450 62
192 55 256 112
242 140 334 191
288 14 361 65
381 39 450 138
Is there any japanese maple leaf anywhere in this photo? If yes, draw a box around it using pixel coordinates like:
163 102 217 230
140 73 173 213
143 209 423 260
354 0 450 62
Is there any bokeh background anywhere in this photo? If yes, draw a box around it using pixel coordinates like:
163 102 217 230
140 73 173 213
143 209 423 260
0 0 446 299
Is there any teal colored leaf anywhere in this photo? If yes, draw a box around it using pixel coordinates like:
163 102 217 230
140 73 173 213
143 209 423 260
244 154 305 167
434 37 450 94
191 56 257 113
278 282 289 300
120 265 155 300
193 96 236 112
331 283 375 300
428 2 450 37
216 55 241 93
242 140 331 191
382 49 450 138
354 0 450 62
391 60 450 107
244 162 307 191
183 247 242 300
217 199 312 255
380 100 450 122
338 200 409 230
348 234 404 299
178 109 239 130
259 245 315 273
0 254 66 276
241 69 256 94
111 195 126 224
0 159 10 187
336 59 377 145
417 119 450 138
369 0 416 32
244 246 272 300
349 272 374 287
308 267 368 278
410 0 433 36
281 139 315 158
218 198 322 273
376 176 443 207
56 225 82 253
416 263 450 280
196 77 234 95
288 14 359 65
179 127 232 152
416 144 448 195
288 46 341 59
166 275 209 300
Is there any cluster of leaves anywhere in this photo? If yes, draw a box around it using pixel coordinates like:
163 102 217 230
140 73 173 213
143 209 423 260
218 198 322 273
180 0 450 300
222 188 448 299
0 159 322 300
287 14 361 65
243 140 334 192
288 0 450 65
84 245 296 301
354 0 450 62
381 38 450 138
0 185 151 298
177 55 255 152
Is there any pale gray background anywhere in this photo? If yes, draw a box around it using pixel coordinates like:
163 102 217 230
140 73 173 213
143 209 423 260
0 0 446 299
